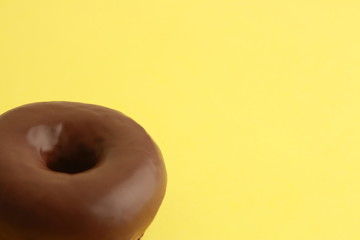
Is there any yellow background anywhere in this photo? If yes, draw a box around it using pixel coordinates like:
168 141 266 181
1 1 360 239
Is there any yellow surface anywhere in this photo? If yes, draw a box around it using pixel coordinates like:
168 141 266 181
1 0 360 239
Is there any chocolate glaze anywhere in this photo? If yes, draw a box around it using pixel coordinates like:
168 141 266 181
0 102 167 240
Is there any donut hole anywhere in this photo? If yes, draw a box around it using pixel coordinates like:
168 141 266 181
27 122 104 174
46 143 100 174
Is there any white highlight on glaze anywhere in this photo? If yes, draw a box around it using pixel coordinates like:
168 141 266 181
92 162 158 222
27 124 63 152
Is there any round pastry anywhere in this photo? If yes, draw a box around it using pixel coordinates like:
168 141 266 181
0 102 167 240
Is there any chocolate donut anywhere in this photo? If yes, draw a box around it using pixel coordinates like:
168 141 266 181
0 102 167 240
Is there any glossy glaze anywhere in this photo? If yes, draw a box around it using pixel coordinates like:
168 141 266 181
0 102 167 240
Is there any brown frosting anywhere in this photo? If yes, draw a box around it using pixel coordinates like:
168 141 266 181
0 102 167 240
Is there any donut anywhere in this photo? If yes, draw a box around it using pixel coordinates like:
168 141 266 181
0 102 167 240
